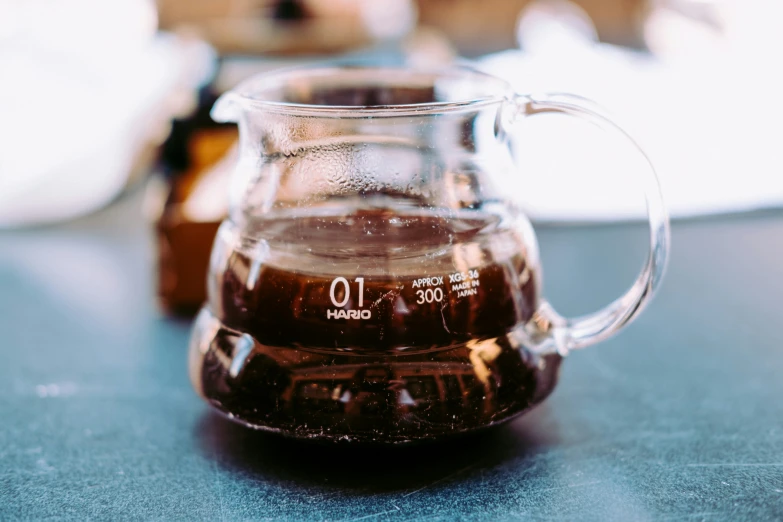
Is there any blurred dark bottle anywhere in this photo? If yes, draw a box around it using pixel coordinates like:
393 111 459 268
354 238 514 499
154 90 235 314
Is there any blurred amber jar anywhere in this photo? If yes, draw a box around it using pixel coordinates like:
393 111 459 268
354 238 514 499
154 126 235 314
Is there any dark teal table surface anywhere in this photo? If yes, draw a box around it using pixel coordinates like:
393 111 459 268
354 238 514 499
2 191 783 521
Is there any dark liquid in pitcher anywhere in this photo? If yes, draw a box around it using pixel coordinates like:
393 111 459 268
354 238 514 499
193 209 562 442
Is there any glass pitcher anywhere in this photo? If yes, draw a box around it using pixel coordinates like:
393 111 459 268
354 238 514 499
189 66 669 443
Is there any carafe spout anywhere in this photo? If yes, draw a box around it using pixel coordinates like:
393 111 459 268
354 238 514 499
210 91 243 124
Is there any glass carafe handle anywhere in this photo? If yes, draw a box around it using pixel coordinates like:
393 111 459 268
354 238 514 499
512 93 670 351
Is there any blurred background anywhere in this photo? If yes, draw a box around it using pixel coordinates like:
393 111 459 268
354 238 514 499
1 0 782 312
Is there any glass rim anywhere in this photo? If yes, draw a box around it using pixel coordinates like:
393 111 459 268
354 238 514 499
215 64 515 118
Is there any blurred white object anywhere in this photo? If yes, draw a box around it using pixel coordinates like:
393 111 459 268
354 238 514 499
360 0 418 40
0 0 214 227
479 0 783 221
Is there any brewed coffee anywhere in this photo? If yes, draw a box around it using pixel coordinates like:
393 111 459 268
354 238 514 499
191 207 562 442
